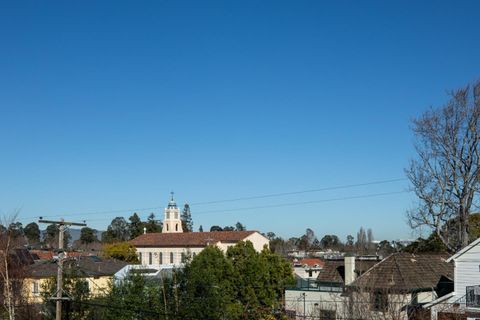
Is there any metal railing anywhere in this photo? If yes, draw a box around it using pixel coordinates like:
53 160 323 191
466 285 480 308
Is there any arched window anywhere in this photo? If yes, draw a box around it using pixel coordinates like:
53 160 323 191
166 224 169 231
159 252 163 264
181 252 186 263
175 223 178 231
149 252 152 265
138 253 142 264
167 211 170 219
170 252 174 264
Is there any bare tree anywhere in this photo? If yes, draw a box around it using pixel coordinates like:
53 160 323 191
0 212 22 320
406 80 480 251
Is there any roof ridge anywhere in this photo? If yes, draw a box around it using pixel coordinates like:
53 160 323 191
349 253 390 285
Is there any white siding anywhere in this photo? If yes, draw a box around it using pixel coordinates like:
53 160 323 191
285 290 345 320
454 244 480 297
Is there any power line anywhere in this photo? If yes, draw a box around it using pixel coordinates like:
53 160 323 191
32 178 408 220
193 190 410 215
36 189 410 223
190 178 407 205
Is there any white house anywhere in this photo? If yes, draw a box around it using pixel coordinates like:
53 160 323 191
285 255 380 320
425 237 480 319
130 195 270 266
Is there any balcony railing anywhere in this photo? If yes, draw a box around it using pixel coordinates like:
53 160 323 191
466 285 480 308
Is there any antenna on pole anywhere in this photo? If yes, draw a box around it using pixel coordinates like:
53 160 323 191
38 218 87 320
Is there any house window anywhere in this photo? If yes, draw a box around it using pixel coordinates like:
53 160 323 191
159 252 163 264
175 224 178 231
149 252 153 265
166 224 169 231
32 281 39 295
181 252 186 263
167 212 170 219
170 252 174 264
138 253 142 264
320 309 336 320
372 291 388 312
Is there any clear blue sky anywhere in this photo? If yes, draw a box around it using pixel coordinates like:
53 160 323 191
1 0 479 241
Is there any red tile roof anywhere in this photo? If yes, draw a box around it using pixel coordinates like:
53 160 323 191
131 231 258 248
29 250 95 261
296 258 325 267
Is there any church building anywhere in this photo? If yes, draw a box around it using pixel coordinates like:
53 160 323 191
131 194 270 266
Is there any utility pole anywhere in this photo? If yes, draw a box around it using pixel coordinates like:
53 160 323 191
39 218 86 320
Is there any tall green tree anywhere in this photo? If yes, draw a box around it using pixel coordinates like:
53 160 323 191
44 224 71 248
24 222 41 245
181 204 193 232
180 246 238 320
210 225 223 232
145 213 161 233
235 222 246 231
128 213 143 239
80 227 98 245
7 222 23 239
226 241 294 319
102 217 130 243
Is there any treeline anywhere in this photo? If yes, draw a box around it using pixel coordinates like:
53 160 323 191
266 227 395 256
40 241 294 320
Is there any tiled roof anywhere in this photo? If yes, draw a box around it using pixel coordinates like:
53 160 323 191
29 250 96 261
317 259 379 284
26 256 127 278
131 231 258 248
349 253 453 291
296 258 325 267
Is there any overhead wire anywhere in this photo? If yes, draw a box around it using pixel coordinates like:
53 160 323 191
29 177 409 221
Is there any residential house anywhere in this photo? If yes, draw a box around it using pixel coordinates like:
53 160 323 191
425 237 480 320
285 254 380 319
24 256 127 304
130 195 269 266
348 253 453 320
293 258 325 282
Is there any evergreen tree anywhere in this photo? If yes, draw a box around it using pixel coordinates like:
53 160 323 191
44 224 71 248
80 227 98 245
102 217 130 243
235 222 246 231
24 222 41 245
145 213 162 233
181 204 193 232
198 225 203 232
180 246 237 320
128 213 143 239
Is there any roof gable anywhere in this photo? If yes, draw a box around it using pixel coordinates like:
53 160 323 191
446 237 480 262
350 253 453 291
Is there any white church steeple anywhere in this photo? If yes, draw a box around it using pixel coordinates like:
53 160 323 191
162 192 183 233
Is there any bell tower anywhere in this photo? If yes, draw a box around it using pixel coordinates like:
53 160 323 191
162 192 183 233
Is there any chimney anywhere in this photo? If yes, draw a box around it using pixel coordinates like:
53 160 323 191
344 254 355 286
